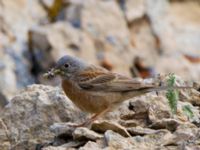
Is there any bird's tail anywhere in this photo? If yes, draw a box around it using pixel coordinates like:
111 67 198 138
123 86 192 100
143 86 192 93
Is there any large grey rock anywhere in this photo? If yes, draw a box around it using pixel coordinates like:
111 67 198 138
0 84 83 149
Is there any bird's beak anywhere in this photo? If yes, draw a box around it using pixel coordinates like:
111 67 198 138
43 67 61 79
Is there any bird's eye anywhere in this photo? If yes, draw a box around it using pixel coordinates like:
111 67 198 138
64 63 69 68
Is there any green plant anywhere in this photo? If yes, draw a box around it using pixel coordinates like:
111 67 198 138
165 74 194 119
166 74 179 114
182 105 194 119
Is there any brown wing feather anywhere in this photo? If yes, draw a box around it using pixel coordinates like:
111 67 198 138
75 65 155 92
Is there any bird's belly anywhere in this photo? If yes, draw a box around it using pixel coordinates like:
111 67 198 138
62 80 119 113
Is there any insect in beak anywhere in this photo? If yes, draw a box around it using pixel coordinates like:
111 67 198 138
43 68 61 79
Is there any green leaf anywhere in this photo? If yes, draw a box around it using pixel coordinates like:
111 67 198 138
182 105 194 119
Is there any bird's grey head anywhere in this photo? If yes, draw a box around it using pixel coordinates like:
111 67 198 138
44 55 87 79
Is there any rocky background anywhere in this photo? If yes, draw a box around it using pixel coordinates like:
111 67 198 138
0 0 200 149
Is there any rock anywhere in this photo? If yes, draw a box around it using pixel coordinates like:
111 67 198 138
129 87 200 126
79 141 103 150
29 22 97 83
118 119 138 128
50 122 76 137
0 0 46 93
81 0 135 76
47 22 97 63
30 22 97 63
119 97 150 127
128 95 172 126
0 92 8 108
91 120 131 137
183 145 200 150
0 142 11 150
179 88 200 106
172 123 200 145
104 101 131 121
0 0 46 41
125 0 146 23
129 129 174 149
0 84 84 149
72 127 103 141
42 141 84 150
143 129 174 146
63 2 83 28
148 96 171 123
82 0 129 49
149 118 181 131
146 0 200 81
104 130 134 149
129 16 160 68
155 55 200 81
104 129 174 149
100 100 141 128
0 51 17 100
128 97 150 114
176 101 200 123
147 0 200 55
42 146 67 150
127 126 157 136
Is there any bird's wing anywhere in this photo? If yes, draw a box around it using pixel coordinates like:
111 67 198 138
75 65 155 92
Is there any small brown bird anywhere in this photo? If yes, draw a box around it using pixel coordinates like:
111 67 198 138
44 55 188 126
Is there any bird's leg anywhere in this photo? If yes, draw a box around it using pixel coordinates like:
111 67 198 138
71 108 110 127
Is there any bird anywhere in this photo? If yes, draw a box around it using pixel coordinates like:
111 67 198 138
43 55 189 127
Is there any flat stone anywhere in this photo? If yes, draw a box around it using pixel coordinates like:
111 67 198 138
127 126 157 136
72 127 103 141
91 120 131 137
149 118 181 131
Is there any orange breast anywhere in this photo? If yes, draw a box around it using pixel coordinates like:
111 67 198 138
61 79 110 113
